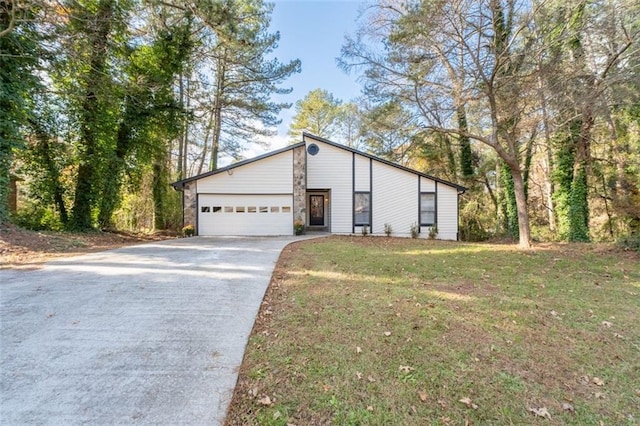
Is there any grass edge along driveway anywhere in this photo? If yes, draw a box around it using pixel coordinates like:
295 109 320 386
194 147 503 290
226 236 640 425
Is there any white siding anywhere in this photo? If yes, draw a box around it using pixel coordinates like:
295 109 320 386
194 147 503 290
196 151 293 194
372 162 419 236
420 176 435 192
198 194 292 236
354 154 370 192
305 136 353 233
436 183 459 240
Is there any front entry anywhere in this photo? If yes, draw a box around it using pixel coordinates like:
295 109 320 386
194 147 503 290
309 195 325 226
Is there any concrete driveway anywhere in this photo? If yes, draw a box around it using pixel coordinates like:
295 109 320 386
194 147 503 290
1 236 308 425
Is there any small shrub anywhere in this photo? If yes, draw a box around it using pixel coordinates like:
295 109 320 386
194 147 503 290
361 225 369 236
617 233 640 253
294 219 305 235
410 222 419 239
12 204 64 231
182 224 195 237
428 226 438 240
384 223 392 237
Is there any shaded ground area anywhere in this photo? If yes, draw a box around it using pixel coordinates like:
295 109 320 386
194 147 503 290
0 223 171 269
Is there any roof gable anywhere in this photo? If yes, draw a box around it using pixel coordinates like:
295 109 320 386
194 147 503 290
171 142 304 189
303 133 467 193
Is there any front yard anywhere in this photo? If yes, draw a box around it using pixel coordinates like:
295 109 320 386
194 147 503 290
226 236 639 425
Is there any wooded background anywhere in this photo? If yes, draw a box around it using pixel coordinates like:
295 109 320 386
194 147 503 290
1 0 638 249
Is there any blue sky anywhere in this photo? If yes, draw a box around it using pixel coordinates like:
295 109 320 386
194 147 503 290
266 0 365 146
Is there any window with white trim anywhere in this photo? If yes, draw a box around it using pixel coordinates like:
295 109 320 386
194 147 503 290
354 192 370 226
420 193 436 226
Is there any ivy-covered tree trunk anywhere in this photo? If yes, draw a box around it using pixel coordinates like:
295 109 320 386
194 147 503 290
28 118 69 225
457 105 473 178
568 164 589 241
498 162 519 238
152 150 170 230
70 0 114 231
552 119 590 242
0 3 37 222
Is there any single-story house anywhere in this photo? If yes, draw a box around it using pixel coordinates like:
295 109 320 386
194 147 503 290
171 133 466 239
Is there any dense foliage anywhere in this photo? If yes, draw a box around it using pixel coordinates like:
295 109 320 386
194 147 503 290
2 0 638 245
1 0 299 231
329 0 639 245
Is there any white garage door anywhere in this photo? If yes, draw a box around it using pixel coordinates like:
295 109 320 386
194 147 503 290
198 194 293 236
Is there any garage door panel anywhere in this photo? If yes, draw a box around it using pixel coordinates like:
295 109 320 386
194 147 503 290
198 194 293 236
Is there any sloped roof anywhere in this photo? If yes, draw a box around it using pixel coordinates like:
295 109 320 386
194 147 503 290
171 142 305 189
171 134 466 193
303 133 467 193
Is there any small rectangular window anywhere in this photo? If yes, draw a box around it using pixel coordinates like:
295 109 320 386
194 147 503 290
282 206 291 213
213 206 222 213
201 206 211 213
236 206 245 213
224 206 233 213
271 206 279 213
420 193 436 226
248 206 257 213
354 192 370 225
259 206 268 213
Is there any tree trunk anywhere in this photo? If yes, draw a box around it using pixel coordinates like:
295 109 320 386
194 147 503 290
29 119 69 225
509 164 532 248
176 73 184 180
457 105 473 178
70 0 114 230
209 52 226 172
182 76 189 176
499 162 518 238
198 108 215 175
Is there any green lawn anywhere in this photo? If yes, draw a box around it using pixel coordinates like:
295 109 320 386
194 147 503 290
226 236 640 425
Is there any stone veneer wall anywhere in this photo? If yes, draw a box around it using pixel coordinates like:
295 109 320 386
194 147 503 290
292 145 307 225
183 182 197 232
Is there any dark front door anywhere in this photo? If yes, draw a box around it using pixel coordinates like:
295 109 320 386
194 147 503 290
309 195 324 226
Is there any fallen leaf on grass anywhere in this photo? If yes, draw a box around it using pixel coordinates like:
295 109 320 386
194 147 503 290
601 321 613 328
356 372 362 380
399 365 415 373
458 397 478 409
592 377 604 386
367 375 376 383
528 406 552 419
437 399 447 408
594 392 605 399
562 402 575 412
258 395 273 406
384 331 392 337
366 405 374 412
418 391 428 402
356 346 362 354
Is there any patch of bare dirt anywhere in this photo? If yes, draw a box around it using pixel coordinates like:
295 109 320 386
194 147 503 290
0 223 173 270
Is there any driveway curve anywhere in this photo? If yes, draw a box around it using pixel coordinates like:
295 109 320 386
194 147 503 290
1 236 310 425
